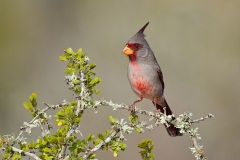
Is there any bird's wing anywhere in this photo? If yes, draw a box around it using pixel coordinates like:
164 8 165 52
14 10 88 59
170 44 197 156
154 63 165 91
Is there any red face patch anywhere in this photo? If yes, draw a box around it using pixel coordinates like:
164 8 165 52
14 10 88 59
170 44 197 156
127 43 141 51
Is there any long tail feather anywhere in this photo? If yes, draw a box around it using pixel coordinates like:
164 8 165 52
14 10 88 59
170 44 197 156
153 99 182 137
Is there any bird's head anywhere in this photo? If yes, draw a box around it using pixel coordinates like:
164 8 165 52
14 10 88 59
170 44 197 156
122 22 151 61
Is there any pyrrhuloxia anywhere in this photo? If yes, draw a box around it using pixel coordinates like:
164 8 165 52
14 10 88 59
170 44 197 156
122 22 182 137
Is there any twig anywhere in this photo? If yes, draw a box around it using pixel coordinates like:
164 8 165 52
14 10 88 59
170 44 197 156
97 100 155 117
57 100 79 159
16 102 68 142
58 71 87 159
1 147 41 160
191 137 206 160
82 127 120 159
58 126 74 159
191 114 214 123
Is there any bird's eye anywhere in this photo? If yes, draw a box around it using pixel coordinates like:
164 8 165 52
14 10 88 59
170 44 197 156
134 44 140 49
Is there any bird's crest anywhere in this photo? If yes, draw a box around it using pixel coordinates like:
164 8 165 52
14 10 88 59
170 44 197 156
137 22 149 34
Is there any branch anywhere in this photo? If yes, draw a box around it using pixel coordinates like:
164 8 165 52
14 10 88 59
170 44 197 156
96 99 214 160
96 100 155 117
82 127 120 159
16 101 68 142
191 137 206 160
57 100 82 159
191 114 214 123
58 69 89 159
1 147 41 160
57 126 75 159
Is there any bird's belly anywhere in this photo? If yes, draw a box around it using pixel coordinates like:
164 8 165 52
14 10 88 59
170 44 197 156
128 63 163 100
132 76 152 96
130 73 160 100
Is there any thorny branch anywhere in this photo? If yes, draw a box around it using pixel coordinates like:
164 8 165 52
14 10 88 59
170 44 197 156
83 128 120 159
57 125 75 160
58 69 89 159
191 114 214 123
16 102 68 142
1 147 41 160
97 100 214 160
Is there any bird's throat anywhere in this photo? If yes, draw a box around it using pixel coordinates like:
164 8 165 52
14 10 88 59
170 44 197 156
129 54 136 63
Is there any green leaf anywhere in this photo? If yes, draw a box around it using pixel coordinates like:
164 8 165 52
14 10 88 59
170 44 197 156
86 135 95 142
29 93 37 108
55 110 65 119
75 63 81 70
42 147 52 153
41 140 48 146
77 48 83 55
59 55 67 61
109 116 117 125
135 127 142 133
69 142 77 151
149 153 155 159
12 153 22 160
65 106 73 114
29 92 37 100
97 134 104 141
89 63 96 70
103 130 112 137
72 80 81 85
74 117 81 123
65 48 74 55
69 101 77 106
89 77 101 86
129 113 139 123
121 143 127 150
65 68 76 74
92 88 100 94
3 153 10 159
23 102 34 112
88 153 96 160
6 146 12 152
138 139 155 160
74 87 81 94
41 155 53 160
93 139 103 145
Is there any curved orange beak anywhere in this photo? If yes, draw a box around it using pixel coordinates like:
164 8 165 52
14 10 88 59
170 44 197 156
123 45 134 55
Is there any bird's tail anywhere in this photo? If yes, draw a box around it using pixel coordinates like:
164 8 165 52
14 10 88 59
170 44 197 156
153 99 182 137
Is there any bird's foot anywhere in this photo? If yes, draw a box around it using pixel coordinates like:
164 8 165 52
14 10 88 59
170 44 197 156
128 104 136 113
128 97 143 113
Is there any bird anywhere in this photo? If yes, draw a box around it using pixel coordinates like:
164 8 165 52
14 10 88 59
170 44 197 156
122 22 182 137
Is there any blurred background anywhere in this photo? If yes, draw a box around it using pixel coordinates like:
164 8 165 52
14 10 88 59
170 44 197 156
0 0 240 159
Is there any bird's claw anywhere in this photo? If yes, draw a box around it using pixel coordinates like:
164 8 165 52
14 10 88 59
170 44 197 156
128 97 143 113
128 104 136 113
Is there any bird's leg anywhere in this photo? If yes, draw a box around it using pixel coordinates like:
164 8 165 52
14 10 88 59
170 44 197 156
129 97 143 112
